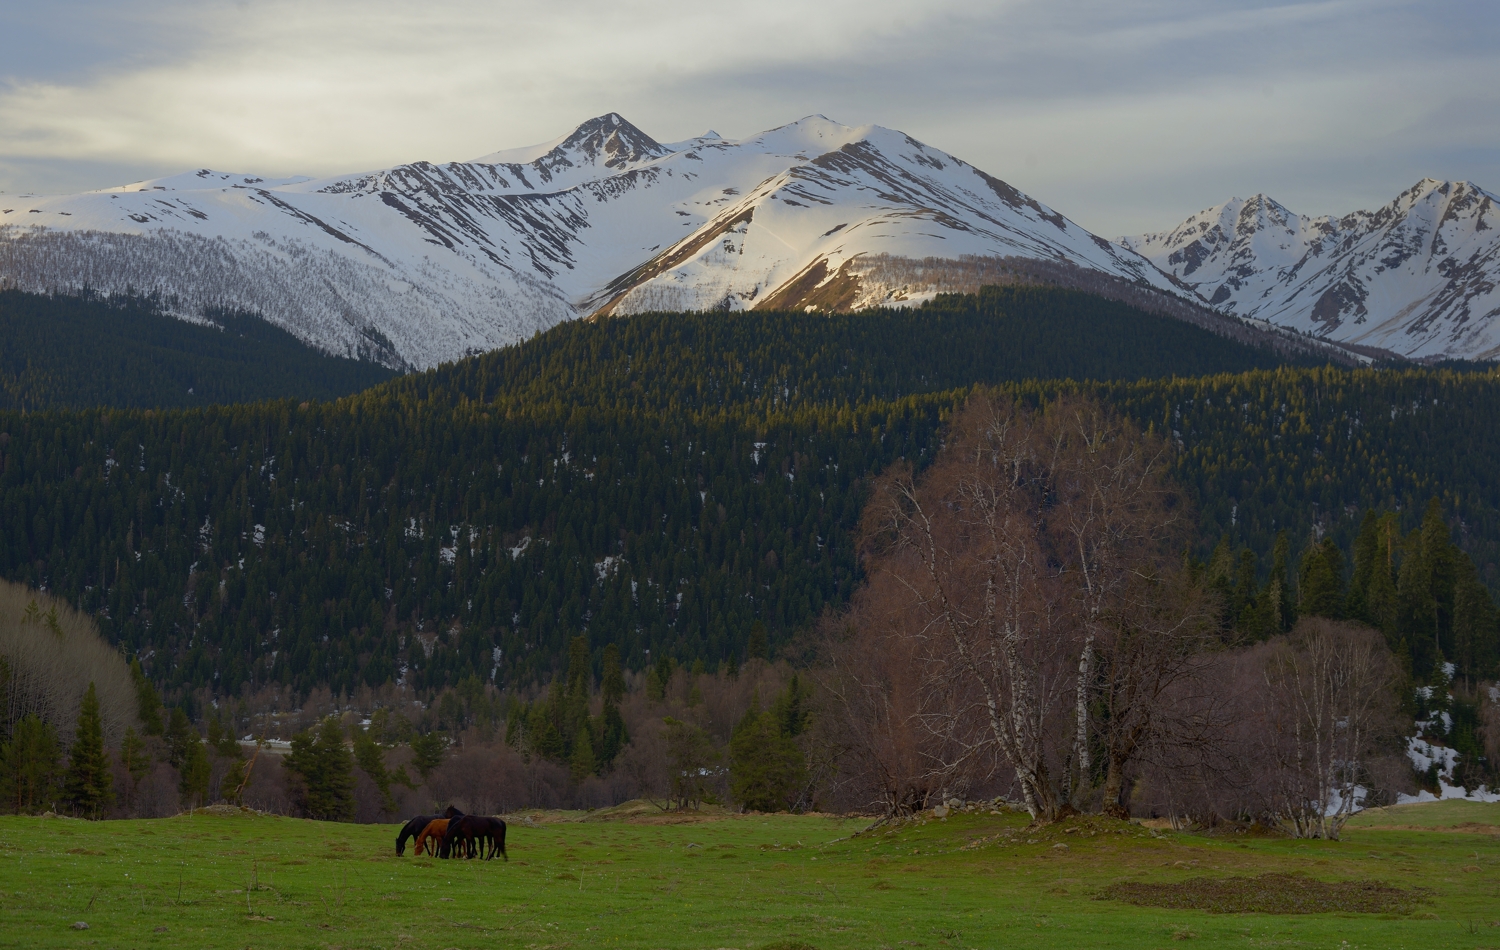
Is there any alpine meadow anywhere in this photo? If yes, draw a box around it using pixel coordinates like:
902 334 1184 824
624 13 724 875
5 44 1500 949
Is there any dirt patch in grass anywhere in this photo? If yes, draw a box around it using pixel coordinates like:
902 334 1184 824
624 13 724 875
1100 873 1428 915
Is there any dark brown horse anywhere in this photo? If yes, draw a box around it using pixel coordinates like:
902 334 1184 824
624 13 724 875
439 815 507 861
395 806 463 855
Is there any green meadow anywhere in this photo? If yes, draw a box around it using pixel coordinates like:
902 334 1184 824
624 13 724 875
1 801 1497 950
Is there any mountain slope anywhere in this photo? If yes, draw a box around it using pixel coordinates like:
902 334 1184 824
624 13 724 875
0 289 395 410
0 115 1177 369
1123 180 1500 360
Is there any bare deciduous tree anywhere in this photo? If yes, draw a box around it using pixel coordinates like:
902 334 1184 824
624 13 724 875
850 391 1203 822
1259 618 1403 839
817 612 947 815
1 580 137 748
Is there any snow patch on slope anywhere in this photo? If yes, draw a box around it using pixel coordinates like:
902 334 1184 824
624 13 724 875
1123 180 1500 361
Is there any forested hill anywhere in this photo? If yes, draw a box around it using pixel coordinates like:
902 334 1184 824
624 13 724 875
0 290 396 410
2 284 1495 701
399 285 1296 412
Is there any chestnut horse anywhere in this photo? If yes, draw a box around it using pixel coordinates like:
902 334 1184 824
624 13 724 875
395 805 464 855
413 819 450 857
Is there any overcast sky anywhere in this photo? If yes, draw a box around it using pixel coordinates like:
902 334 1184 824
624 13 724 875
1 0 1495 236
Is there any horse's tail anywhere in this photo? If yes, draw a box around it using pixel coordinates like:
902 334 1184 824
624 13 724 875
496 819 508 862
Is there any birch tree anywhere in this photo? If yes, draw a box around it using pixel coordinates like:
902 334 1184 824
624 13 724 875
1261 618 1400 839
854 391 1202 822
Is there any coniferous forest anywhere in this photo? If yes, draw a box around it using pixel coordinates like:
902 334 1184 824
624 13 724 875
0 289 396 410
1 284 1498 705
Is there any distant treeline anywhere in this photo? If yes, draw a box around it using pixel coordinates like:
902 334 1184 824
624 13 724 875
1 286 1497 700
0 289 395 410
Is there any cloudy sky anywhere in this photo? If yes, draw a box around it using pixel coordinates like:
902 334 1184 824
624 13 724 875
0 0 1495 236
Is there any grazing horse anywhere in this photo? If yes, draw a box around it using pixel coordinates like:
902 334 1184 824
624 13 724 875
413 819 450 857
395 805 464 855
440 815 508 861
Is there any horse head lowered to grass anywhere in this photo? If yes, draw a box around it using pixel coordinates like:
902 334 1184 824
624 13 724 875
395 805 464 856
439 815 508 861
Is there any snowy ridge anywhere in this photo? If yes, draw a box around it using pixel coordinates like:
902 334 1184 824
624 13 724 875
1122 180 1500 361
0 114 1176 369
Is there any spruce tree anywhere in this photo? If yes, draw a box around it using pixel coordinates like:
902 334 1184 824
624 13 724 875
163 707 197 768
566 636 591 696
1298 538 1345 619
601 644 625 706
1 715 62 814
1346 511 1381 624
1398 509 1447 676
1366 513 1403 641
746 621 768 662
409 731 449 781
178 739 210 809
1231 549 1259 634
1451 560 1499 680
569 726 597 782
285 717 355 821
1266 531 1297 634
118 727 149 810
352 725 396 812
728 702 805 813
128 658 164 736
64 682 113 817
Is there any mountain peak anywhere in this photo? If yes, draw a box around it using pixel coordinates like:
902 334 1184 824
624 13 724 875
549 113 669 170
470 113 669 170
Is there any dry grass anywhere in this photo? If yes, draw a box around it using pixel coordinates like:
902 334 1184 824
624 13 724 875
1100 872 1429 915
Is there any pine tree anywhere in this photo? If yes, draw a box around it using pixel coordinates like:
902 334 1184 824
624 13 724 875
178 739 210 809
1298 538 1345 619
1 715 62 814
352 725 396 813
1451 559 1499 681
409 731 449 781
601 644 625 706
728 701 805 813
597 702 627 767
128 658 164 736
1231 549 1259 634
746 621 768 662
63 682 113 817
1366 513 1403 641
1392 525 1440 675
1266 531 1297 634
284 717 355 821
163 707 197 769
1346 511 1381 624
569 726 597 782
118 727 149 810
566 636 591 696
770 673 812 738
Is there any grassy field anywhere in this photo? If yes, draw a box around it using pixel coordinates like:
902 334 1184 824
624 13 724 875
1 800 1497 949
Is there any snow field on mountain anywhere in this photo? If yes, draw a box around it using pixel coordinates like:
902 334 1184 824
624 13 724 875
0 115 1171 368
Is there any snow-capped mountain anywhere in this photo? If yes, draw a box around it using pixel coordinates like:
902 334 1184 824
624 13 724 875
0 114 1175 369
1122 180 1500 360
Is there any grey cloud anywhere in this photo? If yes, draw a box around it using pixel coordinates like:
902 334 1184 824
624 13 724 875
1 0 1496 237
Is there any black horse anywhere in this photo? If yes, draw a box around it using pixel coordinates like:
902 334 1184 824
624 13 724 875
439 815 508 861
395 805 464 855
